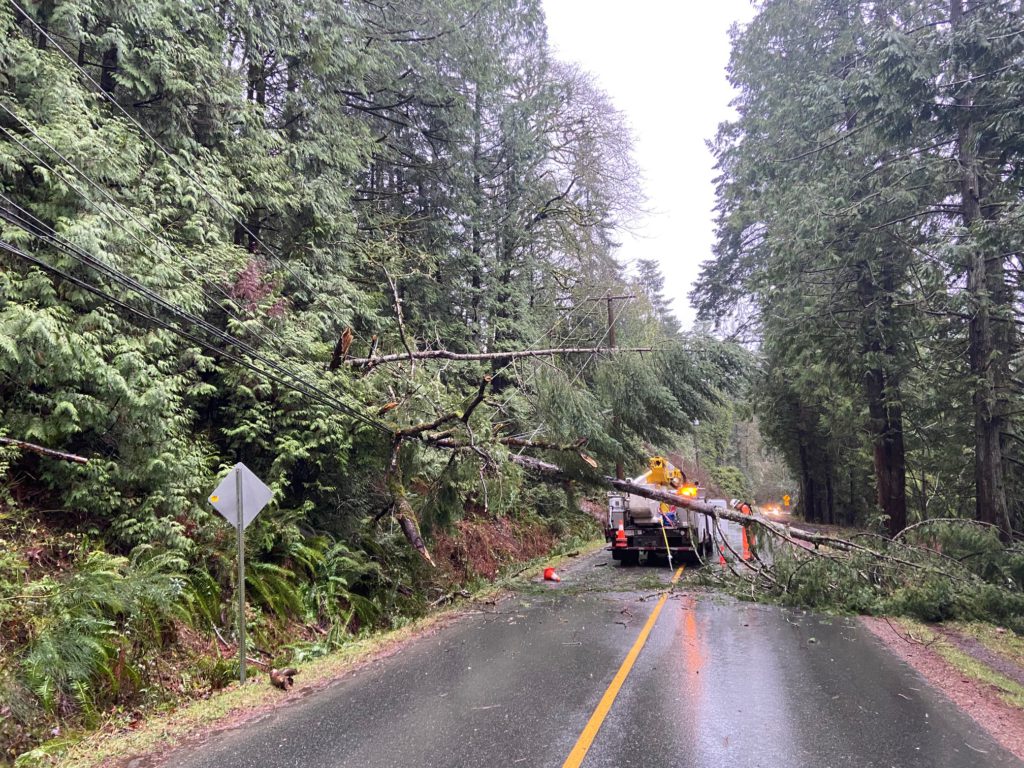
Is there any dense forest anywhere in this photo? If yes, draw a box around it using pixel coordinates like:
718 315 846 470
10 0 1024 759
697 0 1024 538
0 0 761 757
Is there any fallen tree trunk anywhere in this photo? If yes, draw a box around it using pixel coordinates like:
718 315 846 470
508 454 847 551
509 453 1003 595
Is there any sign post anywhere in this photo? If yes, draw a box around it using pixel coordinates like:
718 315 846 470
235 467 246 683
209 463 272 685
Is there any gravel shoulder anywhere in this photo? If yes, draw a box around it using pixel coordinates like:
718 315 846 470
862 616 1024 762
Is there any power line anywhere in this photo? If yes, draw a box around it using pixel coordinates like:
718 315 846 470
493 293 623 416
512 295 637 449
0 107 381 428
0 117 286 355
0 239 357 417
0 228 392 433
10 0 341 331
0 103 292 355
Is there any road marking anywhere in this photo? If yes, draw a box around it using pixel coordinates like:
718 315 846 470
562 566 684 768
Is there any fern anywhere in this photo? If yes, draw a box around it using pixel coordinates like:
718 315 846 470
16 548 189 718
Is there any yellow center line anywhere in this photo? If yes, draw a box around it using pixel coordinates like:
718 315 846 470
562 566 684 768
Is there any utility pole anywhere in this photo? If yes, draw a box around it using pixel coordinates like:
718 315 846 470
599 293 635 481
550 292 636 480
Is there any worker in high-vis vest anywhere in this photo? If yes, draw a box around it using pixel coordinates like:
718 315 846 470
734 499 754 559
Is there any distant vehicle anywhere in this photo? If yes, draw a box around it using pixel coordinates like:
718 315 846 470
606 456 715 566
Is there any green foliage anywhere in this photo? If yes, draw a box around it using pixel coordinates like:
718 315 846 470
745 522 1024 632
0 0 749 758
12 547 188 721
708 466 750 502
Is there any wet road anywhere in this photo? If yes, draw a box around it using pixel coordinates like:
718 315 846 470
166 552 1020 768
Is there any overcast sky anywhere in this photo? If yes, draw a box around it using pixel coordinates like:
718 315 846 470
541 1 756 329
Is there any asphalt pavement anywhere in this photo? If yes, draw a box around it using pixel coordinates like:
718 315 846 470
164 550 1021 768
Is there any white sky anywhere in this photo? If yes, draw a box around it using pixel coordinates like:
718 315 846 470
541 1 756 329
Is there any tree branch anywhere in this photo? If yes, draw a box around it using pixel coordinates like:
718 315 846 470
350 346 653 371
382 265 416 376
0 437 89 464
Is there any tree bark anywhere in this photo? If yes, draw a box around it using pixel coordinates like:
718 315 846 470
951 0 1011 538
386 442 435 566
857 259 907 535
99 45 118 94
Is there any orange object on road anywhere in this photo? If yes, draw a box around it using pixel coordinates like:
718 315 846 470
543 567 561 582
613 525 628 548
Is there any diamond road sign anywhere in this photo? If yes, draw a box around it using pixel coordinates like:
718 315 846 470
208 462 272 529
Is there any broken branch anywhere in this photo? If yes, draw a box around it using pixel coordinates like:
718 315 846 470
386 440 435 566
0 437 89 464
383 265 416 376
349 346 653 371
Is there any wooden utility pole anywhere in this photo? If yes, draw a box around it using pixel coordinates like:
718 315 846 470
598 293 635 481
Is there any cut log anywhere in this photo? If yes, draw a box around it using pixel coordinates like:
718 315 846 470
270 667 298 690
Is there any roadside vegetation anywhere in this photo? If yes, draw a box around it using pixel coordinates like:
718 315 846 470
5 0 1024 763
702 517 1024 630
0 0 747 762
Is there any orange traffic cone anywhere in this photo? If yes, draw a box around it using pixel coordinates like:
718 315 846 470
543 567 561 582
614 525 628 549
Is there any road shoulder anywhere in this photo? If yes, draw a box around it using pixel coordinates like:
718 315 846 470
862 616 1024 762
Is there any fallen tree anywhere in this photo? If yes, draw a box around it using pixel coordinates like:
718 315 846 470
508 454 1024 629
348 346 653 372
510 453 831 546
370 362 1024 632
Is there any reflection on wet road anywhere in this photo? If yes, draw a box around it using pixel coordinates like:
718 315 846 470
166 551 1021 768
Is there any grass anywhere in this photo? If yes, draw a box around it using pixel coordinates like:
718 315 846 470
15 537 608 768
896 619 1024 711
17 613 452 768
950 621 1024 669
